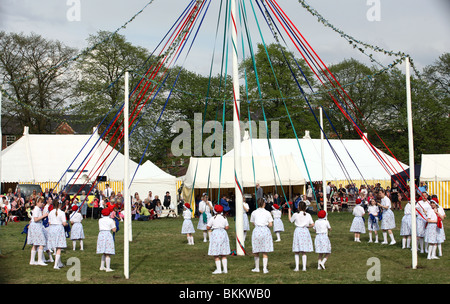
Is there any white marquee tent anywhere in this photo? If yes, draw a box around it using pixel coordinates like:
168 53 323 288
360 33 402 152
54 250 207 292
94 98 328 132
420 154 450 209
182 154 305 190
223 138 408 184
0 127 176 200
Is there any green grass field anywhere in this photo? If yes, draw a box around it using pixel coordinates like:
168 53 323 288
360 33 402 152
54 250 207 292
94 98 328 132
0 210 449 284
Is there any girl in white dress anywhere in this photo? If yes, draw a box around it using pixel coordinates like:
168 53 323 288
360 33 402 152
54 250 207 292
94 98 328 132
47 199 68 269
288 201 314 272
97 208 116 272
271 204 284 242
181 203 195 245
28 198 48 266
350 199 366 242
207 205 231 274
425 200 439 259
197 194 213 242
70 205 85 250
415 193 430 253
367 198 380 243
314 210 331 270
378 190 396 245
400 201 412 249
434 198 446 257
250 198 274 274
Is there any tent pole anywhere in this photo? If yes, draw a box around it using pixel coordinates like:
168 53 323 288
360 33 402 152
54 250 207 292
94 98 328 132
231 0 244 256
405 57 417 269
320 108 327 211
124 71 130 279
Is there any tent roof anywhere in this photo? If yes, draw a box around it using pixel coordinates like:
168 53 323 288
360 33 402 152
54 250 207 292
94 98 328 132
183 154 305 189
0 128 174 184
224 138 407 182
420 154 450 182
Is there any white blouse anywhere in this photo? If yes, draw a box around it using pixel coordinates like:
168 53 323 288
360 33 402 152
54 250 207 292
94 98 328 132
250 208 273 227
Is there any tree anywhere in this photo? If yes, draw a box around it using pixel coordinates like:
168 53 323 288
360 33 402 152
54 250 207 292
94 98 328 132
0 31 78 133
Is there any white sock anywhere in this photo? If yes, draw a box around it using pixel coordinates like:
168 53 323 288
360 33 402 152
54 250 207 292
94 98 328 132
54 254 61 268
222 258 228 273
402 238 406 248
30 250 37 264
100 255 106 269
73 241 76 250
383 232 387 243
262 257 268 271
407 237 411 248
302 254 307 271
105 256 111 269
203 232 208 241
244 231 247 241
254 256 260 270
215 260 221 272
276 232 281 241
369 232 373 242
322 257 328 265
80 240 84 250
294 254 300 270
438 244 442 256
37 249 45 263
389 233 395 242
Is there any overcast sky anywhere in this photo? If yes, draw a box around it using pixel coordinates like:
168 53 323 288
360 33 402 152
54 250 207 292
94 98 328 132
1 0 449 76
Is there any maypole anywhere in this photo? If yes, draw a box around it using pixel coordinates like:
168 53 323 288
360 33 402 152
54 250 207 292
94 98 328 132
405 57 417 269
231 0 245 256
124 71 131 279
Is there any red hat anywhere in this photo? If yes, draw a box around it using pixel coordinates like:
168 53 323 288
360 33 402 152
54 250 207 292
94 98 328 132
184 203 191 209
273 204 280 210
318 210 326 218
72 205 78 212
355 198 362 205
102 208 111 216
214 204 223 214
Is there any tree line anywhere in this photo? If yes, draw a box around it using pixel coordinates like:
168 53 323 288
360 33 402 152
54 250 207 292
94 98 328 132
0 31 448 175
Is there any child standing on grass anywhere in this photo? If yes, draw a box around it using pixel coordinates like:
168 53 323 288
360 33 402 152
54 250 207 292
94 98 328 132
314 210 331 270
400 200 412 249
288 201 314 272
97 208 116 272
425 200 439 259
207 205 231 274
434 198 446 257
28 197 48 266
47 199 68 269
378 189 396 245
250 198 274 274
70 205 85 250
197 194 213 242
271 204 284 242
367 198 380 243
350 199 365 242
181 203 195 245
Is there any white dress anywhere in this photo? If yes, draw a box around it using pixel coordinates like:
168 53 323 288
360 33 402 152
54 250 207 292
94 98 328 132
250 208 274 253
70 212 85 240
425 210 438 244
290 212 314 252
96 216 116 255
27 207 47 246
271 209 284 233
207 214 231 256
400 203 412 236
47 209 67 249
380 196 395 230
314 219 331 253
197 200 212 231
181 208 195 234
350 205 366 233
367 205 380 231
